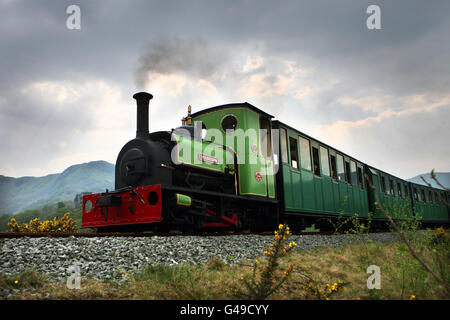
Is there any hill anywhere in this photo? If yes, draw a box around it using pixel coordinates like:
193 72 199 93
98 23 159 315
0 160 114 215
406 172 450 190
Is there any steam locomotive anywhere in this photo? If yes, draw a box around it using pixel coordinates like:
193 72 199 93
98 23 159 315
82 92 449 231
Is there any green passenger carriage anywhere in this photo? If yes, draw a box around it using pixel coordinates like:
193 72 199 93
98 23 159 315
273 121 370 226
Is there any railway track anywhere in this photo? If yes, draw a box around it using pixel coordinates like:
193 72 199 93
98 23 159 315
0 229 390 238
0 230 399 283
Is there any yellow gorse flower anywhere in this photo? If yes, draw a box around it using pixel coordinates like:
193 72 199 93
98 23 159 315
435 227 445 236
235 223 296 299
304 279 347 300
8 212 77 233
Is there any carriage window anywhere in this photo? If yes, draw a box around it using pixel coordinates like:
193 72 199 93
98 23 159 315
330 155 338 182
429 190 433 203
312 147 321 176
319 146 330 177
299 137 312 171
357 166 363 188
280 128 288 164
384 177 390 194
397 182 402 198
289 137 299 169
421 189 426 202
404 184 409 198
434 191 439 204
337 154 345 181
345 161 351 184
259 117 272 159
381 176 387 194
389 179 395 196
350 161 357 185
414 188 418 201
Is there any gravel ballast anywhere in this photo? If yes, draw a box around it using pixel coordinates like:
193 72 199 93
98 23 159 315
0 232 398 283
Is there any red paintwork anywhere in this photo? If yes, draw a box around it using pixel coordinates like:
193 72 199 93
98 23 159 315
81 185 162 228
204 209 238 227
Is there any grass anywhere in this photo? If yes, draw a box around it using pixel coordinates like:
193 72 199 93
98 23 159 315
1 231 448 300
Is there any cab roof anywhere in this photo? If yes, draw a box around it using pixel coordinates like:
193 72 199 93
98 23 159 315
190 102 274 119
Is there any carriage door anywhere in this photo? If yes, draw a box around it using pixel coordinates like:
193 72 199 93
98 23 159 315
260 116 276 198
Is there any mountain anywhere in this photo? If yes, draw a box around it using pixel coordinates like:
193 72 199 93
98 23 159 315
0 160 115 215
407 172 450 190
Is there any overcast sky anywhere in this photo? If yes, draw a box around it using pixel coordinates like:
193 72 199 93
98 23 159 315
0 0 449 179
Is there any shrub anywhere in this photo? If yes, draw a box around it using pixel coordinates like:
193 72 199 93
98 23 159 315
8 212 77 232
233 224 297 299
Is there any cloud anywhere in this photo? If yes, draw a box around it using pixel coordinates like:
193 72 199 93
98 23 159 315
309 95 450 178
135 38 230 89
0 79 134 176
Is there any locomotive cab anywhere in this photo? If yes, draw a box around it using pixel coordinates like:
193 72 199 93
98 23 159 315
190 103 277 198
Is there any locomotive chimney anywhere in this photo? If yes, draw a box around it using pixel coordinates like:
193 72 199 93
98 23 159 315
133 92 153 139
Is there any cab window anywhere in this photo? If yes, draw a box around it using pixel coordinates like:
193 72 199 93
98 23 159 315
221 115 237 133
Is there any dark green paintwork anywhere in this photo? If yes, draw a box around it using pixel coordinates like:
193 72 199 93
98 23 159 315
410 182 448 222
366 168 448 223
279 124 369 218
